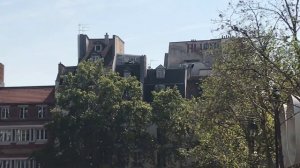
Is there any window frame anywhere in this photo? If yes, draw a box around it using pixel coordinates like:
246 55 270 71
0 106 9 119
94 45 102 52
19 106 28 119
37 105 47 119
156 69 165 79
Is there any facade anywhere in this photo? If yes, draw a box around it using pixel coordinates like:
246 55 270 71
78 33 124 70
143 65 187 102
55 64 77 87
0 66 55 168
165 39 223 70
115 54 147 83
56 34 147 88
164 38 224 98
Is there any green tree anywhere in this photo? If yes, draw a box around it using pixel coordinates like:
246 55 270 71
151 88 198 167
202 0 300 167
194 39 276 167
34 61 154 168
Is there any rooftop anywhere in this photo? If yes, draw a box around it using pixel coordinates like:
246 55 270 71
0 86 55 104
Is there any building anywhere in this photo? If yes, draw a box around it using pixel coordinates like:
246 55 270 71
0 65 55 168
115 54 147 83
143 65 187 102
0 86 55 168
165 38 223 69
164 38 224 98
78 33 124 70
56 34 147 88
56 33 125 86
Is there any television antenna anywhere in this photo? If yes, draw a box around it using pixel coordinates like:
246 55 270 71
148 59 159 69
78 24 89 34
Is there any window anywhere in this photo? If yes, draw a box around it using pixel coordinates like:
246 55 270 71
156 65 166 79
155 84 165 91
37 105 47 119
16 129 30 142
94 45 102 52
19 106 28 119
0 160 11 168
0 159 39 168
0 106 9 119
36 129 47 140
123 70 131 78
0 129 12 142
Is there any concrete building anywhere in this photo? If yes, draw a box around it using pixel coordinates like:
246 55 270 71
165 39 223 70
56 33 147 88
115 54 147 83
78 33 124 71
164 38 225 98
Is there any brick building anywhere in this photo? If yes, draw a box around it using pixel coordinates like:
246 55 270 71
0 66 55 168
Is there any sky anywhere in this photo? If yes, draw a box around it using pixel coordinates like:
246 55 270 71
0 0 232 87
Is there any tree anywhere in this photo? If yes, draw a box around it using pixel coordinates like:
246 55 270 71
206 0 300 167
34 61 154 168
195 39 276 167
151 88 198 167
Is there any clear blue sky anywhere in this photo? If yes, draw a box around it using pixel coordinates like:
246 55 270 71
0 0 231 86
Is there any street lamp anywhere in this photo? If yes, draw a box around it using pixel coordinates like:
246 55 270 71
272 87 284 168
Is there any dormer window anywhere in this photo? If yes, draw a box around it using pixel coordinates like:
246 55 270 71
37 105 47 119
124 70 131 78
94 45 102 52
91 55 99 61
156 65 166 79
19 106 28 119
155 84 165 91
0 106 9 119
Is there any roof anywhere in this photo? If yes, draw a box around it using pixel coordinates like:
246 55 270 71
0 86 55 104
169 38 222 44
144 68 186 84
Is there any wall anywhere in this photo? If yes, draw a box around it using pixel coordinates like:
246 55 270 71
166 39 222 69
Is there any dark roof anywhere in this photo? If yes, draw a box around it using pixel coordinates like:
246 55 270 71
144 68 186 84
63 66 77 74
0 86 55 104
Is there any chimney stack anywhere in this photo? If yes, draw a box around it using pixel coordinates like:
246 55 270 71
105 33 109 45
0 63 4 87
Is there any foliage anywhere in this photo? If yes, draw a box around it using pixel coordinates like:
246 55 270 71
34 61 154 168
194 0 300 167
151 88 198 167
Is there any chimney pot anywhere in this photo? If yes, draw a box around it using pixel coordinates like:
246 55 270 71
105 33 109 44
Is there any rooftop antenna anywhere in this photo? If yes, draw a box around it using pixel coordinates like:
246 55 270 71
78 24 89 34
149 59 159 69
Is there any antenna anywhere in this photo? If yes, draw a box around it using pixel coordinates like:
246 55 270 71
149 59 159 69
78 24 89 34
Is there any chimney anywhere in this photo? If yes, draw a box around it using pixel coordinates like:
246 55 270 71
0 63 4 87
105 33 109 45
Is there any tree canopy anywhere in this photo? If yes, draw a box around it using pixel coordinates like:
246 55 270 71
34 61 154 168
